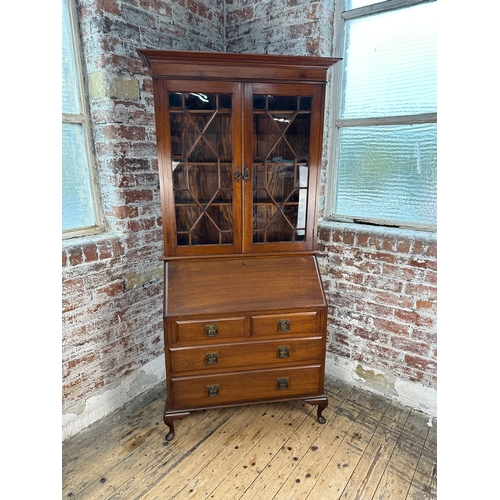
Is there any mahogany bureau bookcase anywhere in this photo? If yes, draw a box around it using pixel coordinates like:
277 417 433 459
137 50 340 441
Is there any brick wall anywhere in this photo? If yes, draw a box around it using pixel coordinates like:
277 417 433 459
63 0 437 439
225 0 333 55
62 0 224 439
316 222 437 414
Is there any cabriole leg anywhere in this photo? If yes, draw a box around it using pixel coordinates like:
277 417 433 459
163 411 190 441
304 396 328 424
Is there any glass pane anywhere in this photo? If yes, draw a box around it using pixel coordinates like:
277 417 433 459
188 137 218 163
187 164 219 204
299 97 311 111
169 92 182 107
62 123 95 230
284 113 310 157
191 213 219 245
335 124 437 225
204 114 232 158
172 160 187 188
253 95 266 109
268 95 298 111
346 0 385 9
185 92 216 110
219 94 232 109
62 0 80 114
252 94 312 243
253 113 281 158
341 2 436 118
170 92 234 246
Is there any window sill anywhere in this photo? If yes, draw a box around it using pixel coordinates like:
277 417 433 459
317 218 437 243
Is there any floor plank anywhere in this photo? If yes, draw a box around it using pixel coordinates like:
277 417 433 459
62 376 437 500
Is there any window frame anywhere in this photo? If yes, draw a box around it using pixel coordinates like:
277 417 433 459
62 0 104 240
325 0 437 231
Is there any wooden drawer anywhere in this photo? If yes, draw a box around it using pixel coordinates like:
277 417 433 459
250 311 321 338
170 365 323 409
171 316 247 344
169 338 323 375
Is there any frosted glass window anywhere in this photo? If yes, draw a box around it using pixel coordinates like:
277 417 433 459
62 0 99 234
341 3 436 119
336 124 436 225
331 0 437 228
346 0 385 9
63 124 95 229
62 0 80 114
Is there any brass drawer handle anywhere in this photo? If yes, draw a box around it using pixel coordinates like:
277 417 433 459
277 319 290 332
207 384 219 397
205 352 218 365
277 346 290 359
205 324 219 337
277 378 289 390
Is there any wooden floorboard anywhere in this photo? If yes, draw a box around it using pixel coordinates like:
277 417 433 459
62 376 437 499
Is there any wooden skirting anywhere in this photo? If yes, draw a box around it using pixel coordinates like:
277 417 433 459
62 375 437 499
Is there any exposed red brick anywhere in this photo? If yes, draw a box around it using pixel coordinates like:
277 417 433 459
395 239 411 254
227 6 254 24
95 281 123 298
102 125 147 141
412 328 437 345
123 189 153 204
68 248 84 266
363 250 397 264
367 343 402 362
374 291 414 310
343 230 355 245
94 0 121 16
381 263 420 282
391 336 430 357
356 231 370 247
394 309 435 329
373 317 411 337
96 242 113 260
112 240 125 256
406 283 437 301
83 243 99 262
111 205 139 219
317 226 332 243
425 242 437 258
407 257 437 270
289 21 314 39
424 269 437 285
382 235 396 252
352 326 389 344
416 299 435 310
404 354 437 373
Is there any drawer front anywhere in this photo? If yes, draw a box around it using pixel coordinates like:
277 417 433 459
169 338 324 375
171 317 247 344
170 366 323 408
251 311 321 338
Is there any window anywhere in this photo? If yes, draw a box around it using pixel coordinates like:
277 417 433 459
62 0 103 238
326 0 437 230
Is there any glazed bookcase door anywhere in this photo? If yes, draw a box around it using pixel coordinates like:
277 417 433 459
243 83 325 253
154 79 243 257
